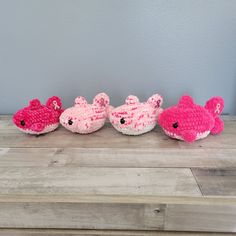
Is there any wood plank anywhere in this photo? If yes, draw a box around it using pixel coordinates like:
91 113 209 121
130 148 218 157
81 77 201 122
165 204 236 232
0 115 235 232
0 202 166 230
0 167 201 196
0 229 235 236
191 168 236 196
0 195 235 232
0 197 235 232
1 116 235 149
0 148 236 168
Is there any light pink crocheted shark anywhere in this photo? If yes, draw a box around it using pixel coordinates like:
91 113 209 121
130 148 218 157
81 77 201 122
60 93 110 134
158 95 224 143
109 94 163 135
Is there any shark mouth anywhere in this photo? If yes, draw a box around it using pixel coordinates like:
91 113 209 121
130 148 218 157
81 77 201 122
17 123 59 135
163 129 210 141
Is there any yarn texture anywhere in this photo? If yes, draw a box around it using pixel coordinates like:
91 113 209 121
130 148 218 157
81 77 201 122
13 96 63 135
60 93 110 134
158 95 224 143
109 94 163 135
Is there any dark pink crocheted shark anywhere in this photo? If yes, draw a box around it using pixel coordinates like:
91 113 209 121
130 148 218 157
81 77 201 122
158 95 224 143
13 96 63 135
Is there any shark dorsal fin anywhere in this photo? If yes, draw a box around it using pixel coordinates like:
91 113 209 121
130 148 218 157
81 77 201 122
125 95 139 105
178 95 195 109
29 99 42 110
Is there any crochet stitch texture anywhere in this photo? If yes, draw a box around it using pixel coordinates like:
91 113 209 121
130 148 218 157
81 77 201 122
60 93 110 134
13 96 63 135
158 95 224 142
109 94 163 135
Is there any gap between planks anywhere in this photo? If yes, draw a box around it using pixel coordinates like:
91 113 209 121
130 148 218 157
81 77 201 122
0 194 235 205
0 229 235 236
191 168 204 196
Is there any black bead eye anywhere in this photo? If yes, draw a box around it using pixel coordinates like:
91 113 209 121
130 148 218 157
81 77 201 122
120 118 125 124
173 122 178 128
68 119 73 125
20 120 25 126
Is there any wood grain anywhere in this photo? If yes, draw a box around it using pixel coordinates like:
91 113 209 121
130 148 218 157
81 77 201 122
0 167 200 196
191 168 236 196
0 202 165 230
165 204 236 232
0 200 235 232
0 148 236 168
0 116 235 232
0 194 235 232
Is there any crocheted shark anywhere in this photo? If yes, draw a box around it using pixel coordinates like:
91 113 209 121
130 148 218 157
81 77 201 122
158 95 224 143
109 94 163 135
60 93 110 134
13 96 63 135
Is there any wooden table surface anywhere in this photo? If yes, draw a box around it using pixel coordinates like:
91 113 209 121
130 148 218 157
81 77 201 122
0 115 235 236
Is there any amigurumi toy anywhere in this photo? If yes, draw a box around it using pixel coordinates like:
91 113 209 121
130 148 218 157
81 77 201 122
158 95 224 143
13 96 63 135
60 93 110 134
109 94 163 135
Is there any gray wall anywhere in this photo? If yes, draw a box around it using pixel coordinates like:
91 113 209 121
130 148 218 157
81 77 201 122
0 0 235 114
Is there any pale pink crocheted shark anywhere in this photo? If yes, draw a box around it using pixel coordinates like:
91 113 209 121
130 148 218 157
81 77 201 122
158 95 224 143
60 93 110 134
109 94 163 135
13 96 63 135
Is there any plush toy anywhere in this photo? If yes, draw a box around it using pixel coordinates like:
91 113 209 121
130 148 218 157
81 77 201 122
109 94 163 135
60 93 110 134
158 95 224 143
13 96 63 135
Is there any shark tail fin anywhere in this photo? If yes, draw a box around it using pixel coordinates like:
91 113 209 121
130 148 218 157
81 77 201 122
93 93 110 108
204 96 224 135
46 96 63 113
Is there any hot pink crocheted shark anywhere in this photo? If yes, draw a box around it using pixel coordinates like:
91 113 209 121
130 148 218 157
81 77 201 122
109 94 163 135
158 95 224 143
13 96 63 135
60 93 110 134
